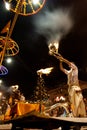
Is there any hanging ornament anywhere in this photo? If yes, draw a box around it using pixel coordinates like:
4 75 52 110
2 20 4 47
0 65 8 75
0 36 19 56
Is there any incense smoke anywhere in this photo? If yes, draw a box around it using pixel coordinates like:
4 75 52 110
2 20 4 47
34 8 73 44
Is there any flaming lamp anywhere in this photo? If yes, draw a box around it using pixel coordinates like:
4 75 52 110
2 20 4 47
37 67 53 76
48 41 59 55
36 67 53 113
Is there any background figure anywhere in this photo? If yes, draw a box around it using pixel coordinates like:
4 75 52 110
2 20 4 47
60 59 86 117
20 93 25 102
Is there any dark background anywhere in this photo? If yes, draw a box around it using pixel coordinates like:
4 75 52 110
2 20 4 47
0 0 87 98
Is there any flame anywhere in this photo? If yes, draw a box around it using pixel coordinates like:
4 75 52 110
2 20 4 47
11 85 19 91
37 67 53 75
54 42 59 51
49 41 59 53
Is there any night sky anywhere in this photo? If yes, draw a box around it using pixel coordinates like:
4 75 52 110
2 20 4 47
0 0 87 98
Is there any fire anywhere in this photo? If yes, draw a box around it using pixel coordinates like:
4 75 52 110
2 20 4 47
11 85 19 91
37 67 53 75
53 41 59 51
49 41 59 54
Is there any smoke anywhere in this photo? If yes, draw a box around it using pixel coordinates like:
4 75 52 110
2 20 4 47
34 8 73 44
0 84 15 95
0 85 12 95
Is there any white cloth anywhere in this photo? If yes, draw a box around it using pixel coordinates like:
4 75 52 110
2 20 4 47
69 85 86 117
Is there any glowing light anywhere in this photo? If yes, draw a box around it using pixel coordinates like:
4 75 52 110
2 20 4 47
54 41 59 52
32 0 40 5
11 85 19 91
6 58 12 64
0 92 2 97
58 127 62 130
37 67 53 75
60 96 65 101
0 80 2 84
49 41 59 53
55 96 60 102
5 2 10 10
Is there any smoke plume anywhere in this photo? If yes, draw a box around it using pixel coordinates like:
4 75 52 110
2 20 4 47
34 8 73 44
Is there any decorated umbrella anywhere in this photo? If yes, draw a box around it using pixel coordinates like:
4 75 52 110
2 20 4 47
3 0 46 16
0 21 19 76
3 0 46 38
0 36 19 57
0 0 46 75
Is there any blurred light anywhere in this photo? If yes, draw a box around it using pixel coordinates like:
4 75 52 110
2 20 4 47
60 96 65 101
37 67 53 75
0 92 2 97
11 85 19 91
58 127 62 130
6 58 12 64
32 0 39 4
5 2 10 10
0 80 2 84
55 96 60 102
